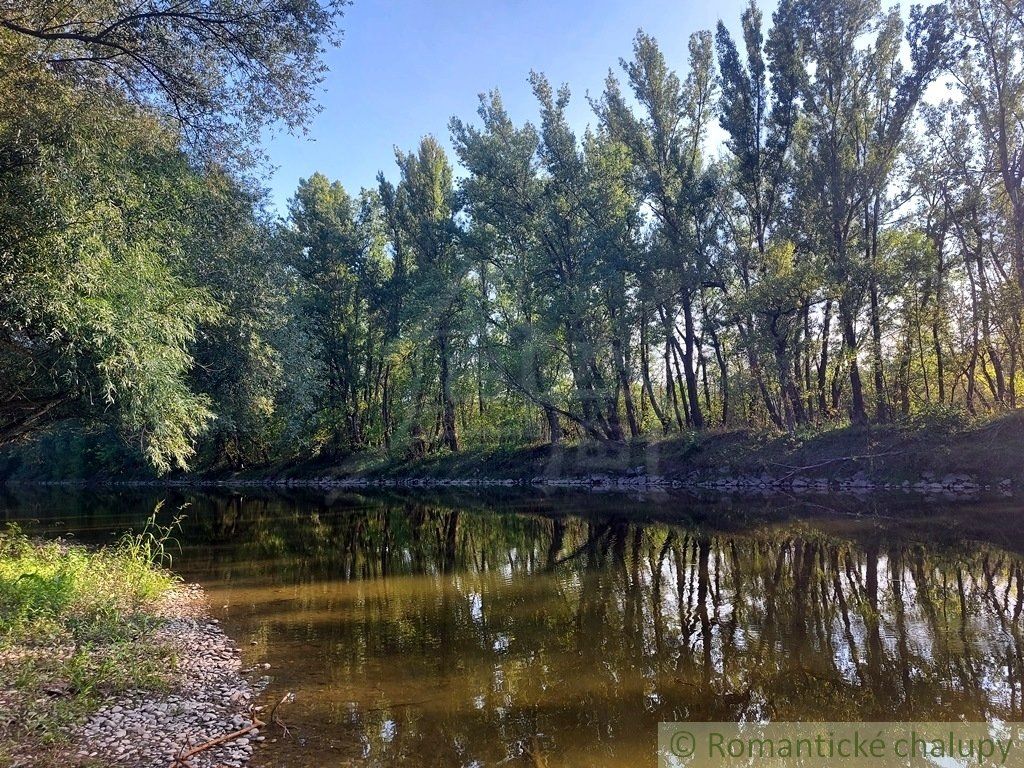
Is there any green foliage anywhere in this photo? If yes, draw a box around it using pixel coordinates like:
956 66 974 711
117 507 187 570
2 0 1023 474
2 0 348 162
388 137 469 453
0 0 345 472
281 174 391 455
0 523 178 638
185 175 290 469
0 69 220 472
0 523 179 755
904 403 976 435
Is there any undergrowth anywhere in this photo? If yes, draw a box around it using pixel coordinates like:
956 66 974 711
0 513 183 764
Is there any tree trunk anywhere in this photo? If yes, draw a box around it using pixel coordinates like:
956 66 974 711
592 360 624 441
409 354 429 458
664 337 684 430
669 337 691 426
774 340 804 430
738 320 783 429
532 359 562 445
681 295 705 429
438 332 458 452
640 316 670 433
801 300 814 420
707 322 729 426
545 405 562 445
817 299 833 418
932 246 946 404
869 284 888 423
840 305 867 424
613 337 640 438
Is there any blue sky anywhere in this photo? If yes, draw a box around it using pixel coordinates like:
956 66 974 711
262 0 776 213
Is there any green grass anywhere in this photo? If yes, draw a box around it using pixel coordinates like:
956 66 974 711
0 518 181 764
240 409 1024 486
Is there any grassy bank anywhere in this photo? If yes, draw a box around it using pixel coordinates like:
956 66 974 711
231 410 1024 488
2 411 1022 490
0 522 179 766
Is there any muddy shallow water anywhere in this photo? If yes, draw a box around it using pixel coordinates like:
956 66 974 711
3 487 1023 767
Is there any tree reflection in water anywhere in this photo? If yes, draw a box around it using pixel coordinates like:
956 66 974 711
4 489 1023 767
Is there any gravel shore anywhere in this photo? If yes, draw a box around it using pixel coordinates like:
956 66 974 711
73 584 262 768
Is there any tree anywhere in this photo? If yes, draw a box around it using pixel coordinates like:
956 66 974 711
791 0 952 422
597 30 718 430
0 0 344 471
1 0 347 160
7 0 1024 474
0 83 218 471
283 174 385 455
385 137 467 454
953 0 1024 299
187 175 288 469
715 0 808 429
451 92 565 444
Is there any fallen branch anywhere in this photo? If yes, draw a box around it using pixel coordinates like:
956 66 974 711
769 450 902 480
267 692 294 738
168 717 265 768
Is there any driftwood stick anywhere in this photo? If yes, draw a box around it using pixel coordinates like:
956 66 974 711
267 693 290 723
769 450 901 480
170 734 194 767
168 717 265 767
267 692 293 738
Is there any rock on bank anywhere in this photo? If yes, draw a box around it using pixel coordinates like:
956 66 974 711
74 584 261 768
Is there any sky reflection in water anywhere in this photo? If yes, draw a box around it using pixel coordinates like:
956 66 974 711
3 488 1023 767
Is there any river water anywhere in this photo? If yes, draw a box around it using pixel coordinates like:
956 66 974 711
2 487 1023 767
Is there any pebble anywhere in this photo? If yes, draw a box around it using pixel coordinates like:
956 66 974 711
72 584 262 768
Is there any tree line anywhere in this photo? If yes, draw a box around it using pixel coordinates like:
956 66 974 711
1 0 1023 473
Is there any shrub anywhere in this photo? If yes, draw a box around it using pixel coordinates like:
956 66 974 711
0 519 182 755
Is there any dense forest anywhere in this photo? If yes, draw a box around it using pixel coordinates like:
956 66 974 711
1 0 1023 475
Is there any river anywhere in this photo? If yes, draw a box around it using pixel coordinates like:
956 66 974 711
2 486 1022 767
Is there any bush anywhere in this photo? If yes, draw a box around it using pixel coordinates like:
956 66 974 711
903 403 976 435
0 520 181 755
0 522 178 640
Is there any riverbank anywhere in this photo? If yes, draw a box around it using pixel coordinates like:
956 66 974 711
0 529 257 768
4 412 1022 497
198 411 1023 495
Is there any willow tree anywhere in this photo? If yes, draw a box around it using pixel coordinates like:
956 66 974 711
0 81 219 471
1 0 347 160
0 0 345 470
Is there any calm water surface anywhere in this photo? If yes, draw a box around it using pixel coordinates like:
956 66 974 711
3 487 1024 767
